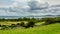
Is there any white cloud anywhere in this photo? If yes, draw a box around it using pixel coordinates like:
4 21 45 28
15 0 30 2
43 0 60 5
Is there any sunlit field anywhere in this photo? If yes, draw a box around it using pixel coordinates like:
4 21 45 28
0 21 27 25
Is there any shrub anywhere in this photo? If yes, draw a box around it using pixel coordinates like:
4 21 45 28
20 22 25 27
1 25 6 27
16 23 20 25
18 18 23 21
25 21 35 28
16 23 21 27
11 24 16 26
10 24 16 28
44 18 57 25
0 25 1 27
0 25 8 30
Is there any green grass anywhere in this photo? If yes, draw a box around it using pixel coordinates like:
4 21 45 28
0 23 60 34
35 22 45 25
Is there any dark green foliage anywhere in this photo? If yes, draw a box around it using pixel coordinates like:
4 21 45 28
31 17 36 20
0 18 5 22
16 23 20 26
22 17 27 21
16 23 21 27
22 17 31 21
44 18 56 25
0 25 9 30
0 17 36 22
0 25 1 27
55 17 60 23
1 25 6 27
11 24 16 27
20 22 25 27
25 21 35 28
18 18 23 21
10 24 16 28
42 17 60 25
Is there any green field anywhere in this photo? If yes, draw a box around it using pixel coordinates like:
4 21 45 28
0 21 28 25
0 23 60 34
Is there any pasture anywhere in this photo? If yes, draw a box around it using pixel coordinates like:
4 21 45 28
0 22 60 34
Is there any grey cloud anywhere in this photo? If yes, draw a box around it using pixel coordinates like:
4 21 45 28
28 0 49 10
0 0 60 16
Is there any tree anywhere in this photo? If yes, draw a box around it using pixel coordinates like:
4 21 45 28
9 24 16 28
44 18 56 25
25 21 35 28
20 22 25 27
18 18 23 21
17 23 20 25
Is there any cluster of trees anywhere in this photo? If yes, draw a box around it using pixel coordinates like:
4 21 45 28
40 17 60 25
0 17 37 22
25 21 35 28
0 21 35 30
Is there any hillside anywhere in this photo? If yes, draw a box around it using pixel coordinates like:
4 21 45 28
0 23 60 34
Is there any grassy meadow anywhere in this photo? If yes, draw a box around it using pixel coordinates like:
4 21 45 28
0 23 60 34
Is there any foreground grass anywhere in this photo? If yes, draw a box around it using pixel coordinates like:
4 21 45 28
0 23 60 34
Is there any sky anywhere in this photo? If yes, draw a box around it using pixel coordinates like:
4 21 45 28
0 0 60 7
0 0 60 16
0 0 60 6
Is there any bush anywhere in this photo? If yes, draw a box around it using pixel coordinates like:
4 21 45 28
0 25 9 30
25 21 35 28
10 24 16 28
0 25 1 27
44 18 57 25
16 23 21 27
20 22 25 27
16 23 20 26
1 25 6 27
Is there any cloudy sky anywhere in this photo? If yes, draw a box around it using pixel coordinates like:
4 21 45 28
0 0 60 16
0 0 60 7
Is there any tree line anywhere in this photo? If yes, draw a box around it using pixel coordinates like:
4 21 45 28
40 17 60 25
0 17 37 22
